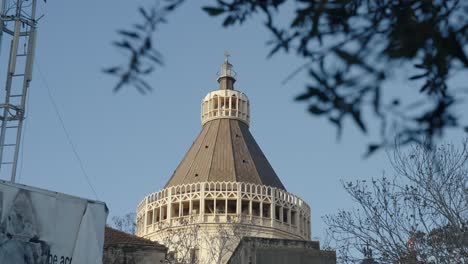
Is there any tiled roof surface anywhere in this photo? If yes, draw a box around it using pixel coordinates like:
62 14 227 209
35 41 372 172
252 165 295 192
164 119 286 190
104 227 166 249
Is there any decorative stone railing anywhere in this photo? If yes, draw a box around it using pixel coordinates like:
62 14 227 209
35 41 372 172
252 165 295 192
201 90 250 126
136 181 311 240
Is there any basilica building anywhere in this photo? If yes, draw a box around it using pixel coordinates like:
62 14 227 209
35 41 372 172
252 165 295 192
135 55 333 264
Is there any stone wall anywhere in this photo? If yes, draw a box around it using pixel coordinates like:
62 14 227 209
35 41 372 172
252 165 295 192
228 237 336 264
103 244 166 264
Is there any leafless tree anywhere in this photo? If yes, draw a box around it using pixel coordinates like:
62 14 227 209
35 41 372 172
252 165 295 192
200 220 250 264
160 218 255 264
324 140 468 263
160 219 201 264
110 212 136 234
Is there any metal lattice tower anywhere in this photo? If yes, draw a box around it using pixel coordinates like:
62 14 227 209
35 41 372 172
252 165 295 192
0 0 38 182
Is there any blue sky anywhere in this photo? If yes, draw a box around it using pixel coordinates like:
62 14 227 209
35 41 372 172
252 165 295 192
0 0 466 240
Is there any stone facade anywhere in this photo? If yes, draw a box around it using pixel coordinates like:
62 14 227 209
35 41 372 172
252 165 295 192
228 237 336 264
136 181 311 263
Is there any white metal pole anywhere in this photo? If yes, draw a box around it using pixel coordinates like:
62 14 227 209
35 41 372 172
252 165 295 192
0 0 7 54
10 0 36 182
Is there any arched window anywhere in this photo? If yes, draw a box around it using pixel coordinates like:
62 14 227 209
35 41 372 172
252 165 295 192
232 95 237 109
220 96 226 109
212 96 219 116
213 95 219 108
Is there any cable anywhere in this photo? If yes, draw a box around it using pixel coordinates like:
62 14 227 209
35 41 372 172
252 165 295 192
36 63 99 200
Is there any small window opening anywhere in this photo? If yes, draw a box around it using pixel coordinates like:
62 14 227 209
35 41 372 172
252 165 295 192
291 210 297 225
161 205 167 220
205 200 214 214
216 199 226 214
213 96 219 109
172 203 180 218
241 200 250 215
219 97 226 110
147 210 153 225
182 202 190 216
155 208 161 222
227 200 237 214
252 201 260 216
192 200 200 215
283 208 289 223
205 145 209 148
262 203 271 218
195 173 199 177
275 206 281 221
232 97 237 109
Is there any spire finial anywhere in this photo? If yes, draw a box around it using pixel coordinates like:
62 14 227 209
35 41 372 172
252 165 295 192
224 50 230 62
217 51 236 88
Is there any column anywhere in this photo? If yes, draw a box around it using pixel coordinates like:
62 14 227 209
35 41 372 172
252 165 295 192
236 183 241 219
143 197 148 234
167 188 172 223
200 183 205 218
271 189 275 227
179 201 182 217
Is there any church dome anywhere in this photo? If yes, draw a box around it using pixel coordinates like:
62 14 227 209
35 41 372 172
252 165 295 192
136 54 311 264
165 54 285 190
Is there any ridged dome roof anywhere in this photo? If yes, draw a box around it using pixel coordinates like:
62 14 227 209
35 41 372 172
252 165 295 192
164 118 286 190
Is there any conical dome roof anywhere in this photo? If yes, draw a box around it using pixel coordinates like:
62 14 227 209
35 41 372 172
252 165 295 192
164 119 286 190
164 55 286 190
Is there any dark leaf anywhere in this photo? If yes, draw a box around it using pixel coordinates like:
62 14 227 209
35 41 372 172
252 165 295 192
295 92 312 101
409 73 428 80
373 87 381 116
202 6 225 16
334 49 364 66
134 24 145 31
223 15 236 27
140 67 154 75
267 43 283 58
136 78 153 92
146 53 163 65
420 82 430 93
308 69 328 88
414 63 426 69
308 105 328 115
329 116 343 139
364 144 381 158
295 86 329 102
102 67 121 74
143 37 152 50
138 7 151 22
134 82 147 94
165 1 184 12
113 41 134 51
351 110 367 133
118 30 141 39
113 80 127 93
